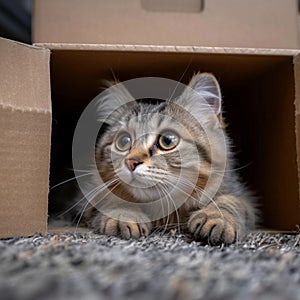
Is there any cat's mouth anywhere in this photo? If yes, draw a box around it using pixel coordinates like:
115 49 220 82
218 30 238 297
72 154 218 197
119 173 191 205
118 166 164 189
115 164 194 204
113 163 170 200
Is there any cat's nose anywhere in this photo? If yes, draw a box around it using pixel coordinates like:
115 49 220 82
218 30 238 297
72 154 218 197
125 157 143 172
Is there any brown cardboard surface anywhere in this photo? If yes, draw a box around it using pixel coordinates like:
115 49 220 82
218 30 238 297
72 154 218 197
298 14 300 48
45 43 300 231
33 0 299 49
141 0 204 13
239 60 299 229
1 40 299 235
0 38 51 238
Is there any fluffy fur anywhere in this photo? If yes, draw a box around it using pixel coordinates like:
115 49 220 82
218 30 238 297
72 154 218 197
82 73 256 245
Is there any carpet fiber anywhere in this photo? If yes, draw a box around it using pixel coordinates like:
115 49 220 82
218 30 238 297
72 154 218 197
0 230 299 300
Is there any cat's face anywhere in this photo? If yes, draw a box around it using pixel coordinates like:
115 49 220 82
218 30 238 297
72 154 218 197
95 73 225 204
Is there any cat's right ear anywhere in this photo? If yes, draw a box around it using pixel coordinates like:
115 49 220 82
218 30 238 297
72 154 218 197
95 81 137 126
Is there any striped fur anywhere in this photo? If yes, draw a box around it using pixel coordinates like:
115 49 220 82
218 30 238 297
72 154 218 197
86 73 256 245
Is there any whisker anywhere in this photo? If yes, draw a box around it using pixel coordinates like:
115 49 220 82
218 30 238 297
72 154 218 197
210 161 253 174
57 177 119 220
165 176 224 221
74 199 91 233
161 183 181 236
56 186 98 220
109 66 119 83
160 186 171 236
83 181 121 214
69 168 96 173
146 184 171 238
153 184 165 224
74 179 120 233
167 57 193 101
50 172 94 191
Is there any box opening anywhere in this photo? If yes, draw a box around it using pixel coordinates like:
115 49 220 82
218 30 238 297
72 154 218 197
48 47 299 231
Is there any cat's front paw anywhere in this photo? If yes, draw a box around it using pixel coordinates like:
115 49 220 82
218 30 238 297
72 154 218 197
91 210 152 239
188 208 243 245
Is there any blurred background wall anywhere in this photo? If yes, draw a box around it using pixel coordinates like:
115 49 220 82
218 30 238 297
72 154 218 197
0 0 32 44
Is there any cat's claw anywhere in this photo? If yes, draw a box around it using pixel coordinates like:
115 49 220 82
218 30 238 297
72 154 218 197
91 211 152 239
188 208 242 245
119 221 150 239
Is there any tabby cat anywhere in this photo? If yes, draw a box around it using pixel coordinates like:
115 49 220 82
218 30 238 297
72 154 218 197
80 73 256 245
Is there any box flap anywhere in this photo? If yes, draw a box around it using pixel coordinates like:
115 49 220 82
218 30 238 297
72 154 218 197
0 38 51 112
0 38 51 238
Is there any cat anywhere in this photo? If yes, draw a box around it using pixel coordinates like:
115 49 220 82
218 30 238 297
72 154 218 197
77 73 256 245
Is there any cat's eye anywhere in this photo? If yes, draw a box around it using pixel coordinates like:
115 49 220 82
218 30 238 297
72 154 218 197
158 132 179 150
115 133 131 151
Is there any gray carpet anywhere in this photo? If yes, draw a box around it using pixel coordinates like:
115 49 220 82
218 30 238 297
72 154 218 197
0 230 299 300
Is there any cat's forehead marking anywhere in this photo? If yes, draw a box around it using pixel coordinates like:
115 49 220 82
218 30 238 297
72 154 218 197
139 133 157 149
121 108 191 146
126 112 160 132
118 103 199 151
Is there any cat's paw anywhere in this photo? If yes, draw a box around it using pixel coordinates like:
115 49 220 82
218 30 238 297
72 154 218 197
188 208 243 245
91 210 152 239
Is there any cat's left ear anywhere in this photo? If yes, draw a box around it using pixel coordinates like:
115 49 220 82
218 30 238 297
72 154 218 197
187 73 221 115
176 73 222 122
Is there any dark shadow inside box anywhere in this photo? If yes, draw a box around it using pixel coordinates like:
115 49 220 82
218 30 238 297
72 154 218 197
48 49 299 231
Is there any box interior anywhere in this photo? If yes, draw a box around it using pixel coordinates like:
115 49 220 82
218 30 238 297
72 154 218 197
48 46 300 231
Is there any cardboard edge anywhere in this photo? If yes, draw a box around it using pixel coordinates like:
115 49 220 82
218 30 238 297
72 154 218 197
294 54 300 116
293 54 300 226
1 37 46 51
34 43 300 56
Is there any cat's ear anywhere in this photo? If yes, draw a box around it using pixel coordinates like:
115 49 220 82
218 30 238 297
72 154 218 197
95 81 137 125
176 73 222 122
188 73 221 115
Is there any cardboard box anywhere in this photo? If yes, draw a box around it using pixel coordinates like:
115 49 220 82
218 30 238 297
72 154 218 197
298 13 300 47
0 38 51 238
1 38 300 237
32 0 300 49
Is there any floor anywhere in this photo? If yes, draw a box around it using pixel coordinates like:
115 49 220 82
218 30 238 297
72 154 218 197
0 230 299 300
